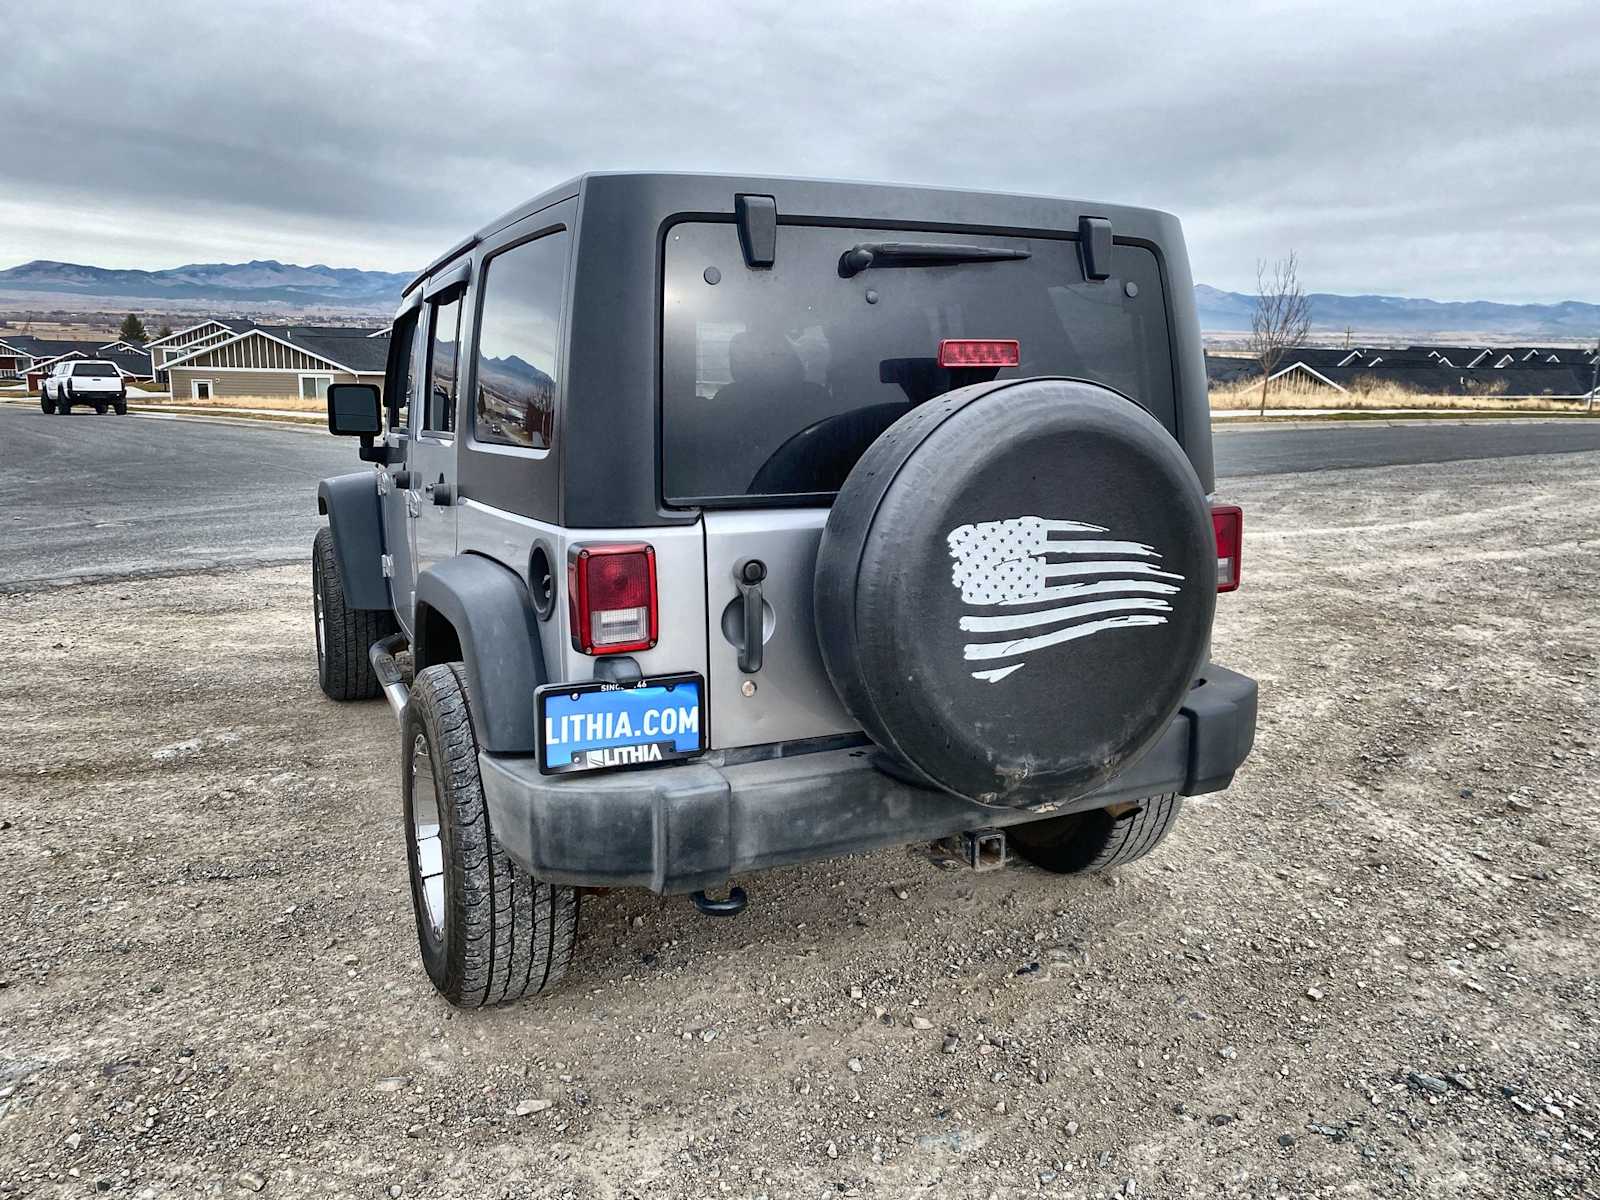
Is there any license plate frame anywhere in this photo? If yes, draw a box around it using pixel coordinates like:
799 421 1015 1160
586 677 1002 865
534 672 706 776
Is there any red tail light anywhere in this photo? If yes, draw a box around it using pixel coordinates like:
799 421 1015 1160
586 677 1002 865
568 543 657 654
938 339 1020 368
1212 504 1242 593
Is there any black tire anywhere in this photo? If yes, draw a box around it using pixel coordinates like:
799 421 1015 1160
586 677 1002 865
56 393 70 415
404 663 578 1007
94 402 107 415
39 393 54 414
1009 793 1184 874
312 526 395 701
114 396 128 415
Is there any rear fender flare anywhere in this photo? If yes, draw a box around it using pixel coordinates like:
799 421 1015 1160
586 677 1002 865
414 555 546 754
316 473 389 610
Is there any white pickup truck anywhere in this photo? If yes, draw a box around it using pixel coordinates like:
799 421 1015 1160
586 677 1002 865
42 360 127 415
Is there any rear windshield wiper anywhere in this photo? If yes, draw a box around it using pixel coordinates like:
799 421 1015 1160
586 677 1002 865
838 242 1030 278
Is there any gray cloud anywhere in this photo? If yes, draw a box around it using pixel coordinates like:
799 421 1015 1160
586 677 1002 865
4 0 1597 302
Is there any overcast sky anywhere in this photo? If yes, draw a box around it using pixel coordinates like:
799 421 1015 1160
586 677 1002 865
4 0 1596 302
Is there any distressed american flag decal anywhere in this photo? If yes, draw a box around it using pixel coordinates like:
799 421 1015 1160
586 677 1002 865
946 515 1184 683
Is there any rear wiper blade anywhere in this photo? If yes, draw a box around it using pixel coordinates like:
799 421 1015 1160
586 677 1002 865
838 242 1030 278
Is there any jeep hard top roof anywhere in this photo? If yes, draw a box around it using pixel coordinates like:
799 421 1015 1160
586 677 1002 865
404 172 1188 297
397 172 1212 528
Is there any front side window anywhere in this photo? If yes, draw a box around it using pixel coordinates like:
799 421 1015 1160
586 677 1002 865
425 294 462 435
473 230 568 450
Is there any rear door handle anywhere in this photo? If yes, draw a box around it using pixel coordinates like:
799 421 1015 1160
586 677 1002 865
734 559 767 674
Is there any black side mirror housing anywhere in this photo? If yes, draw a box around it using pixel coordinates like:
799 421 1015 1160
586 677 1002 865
326 383 382 436
326 383 392 464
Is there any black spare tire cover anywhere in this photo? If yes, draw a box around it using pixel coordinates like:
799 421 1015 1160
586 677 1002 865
815 378 1216 809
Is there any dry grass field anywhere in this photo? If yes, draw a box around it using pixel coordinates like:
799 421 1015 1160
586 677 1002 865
1209 375 1594 413
0 320 122 341
144 392 324 413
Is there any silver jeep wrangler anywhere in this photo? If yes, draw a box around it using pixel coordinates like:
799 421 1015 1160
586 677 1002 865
313 173 1257 1007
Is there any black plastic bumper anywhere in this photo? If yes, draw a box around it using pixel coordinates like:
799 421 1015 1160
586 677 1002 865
481 663 1257 894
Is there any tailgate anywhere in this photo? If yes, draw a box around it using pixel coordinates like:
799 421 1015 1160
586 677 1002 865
663 218 1175 752
701 509 857 750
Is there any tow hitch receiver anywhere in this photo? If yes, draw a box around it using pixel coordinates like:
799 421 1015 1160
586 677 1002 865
962 829 1007 872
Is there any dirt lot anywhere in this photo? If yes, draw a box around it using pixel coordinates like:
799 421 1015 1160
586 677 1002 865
2 451 1598 1199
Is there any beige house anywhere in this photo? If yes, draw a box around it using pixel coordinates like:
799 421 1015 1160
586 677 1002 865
145 319 251 380
163 326 388 404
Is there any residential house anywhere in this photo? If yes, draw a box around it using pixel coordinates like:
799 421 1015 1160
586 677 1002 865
163 325 388 403
145 319 253 382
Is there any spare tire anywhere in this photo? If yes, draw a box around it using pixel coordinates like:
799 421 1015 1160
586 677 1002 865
815 378 1215 809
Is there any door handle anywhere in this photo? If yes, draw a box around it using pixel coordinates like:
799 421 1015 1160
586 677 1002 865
734 558 766 674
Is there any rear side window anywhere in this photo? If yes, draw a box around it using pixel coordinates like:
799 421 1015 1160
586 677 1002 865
425 295 462 435
74 363 118 377
472 230 568 450
661 223 1173 504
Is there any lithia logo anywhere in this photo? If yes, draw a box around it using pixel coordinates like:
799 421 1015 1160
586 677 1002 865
574 743 669 767
946 515 1184 683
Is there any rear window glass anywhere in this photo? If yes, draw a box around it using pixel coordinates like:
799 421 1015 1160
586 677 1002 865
74 363 118 377
661 222 1173 504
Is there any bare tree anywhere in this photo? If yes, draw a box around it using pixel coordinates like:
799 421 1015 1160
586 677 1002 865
1589 334 1598 415
1249 252 1313 416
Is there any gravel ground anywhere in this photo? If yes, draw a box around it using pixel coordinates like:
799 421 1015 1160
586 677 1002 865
2 451 1598 1199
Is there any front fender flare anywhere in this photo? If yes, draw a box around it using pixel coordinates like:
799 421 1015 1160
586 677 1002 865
316 473 388 610
415 555 546 754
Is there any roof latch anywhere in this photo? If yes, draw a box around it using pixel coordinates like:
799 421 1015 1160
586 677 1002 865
1078 216 1113 281
736 194 777 269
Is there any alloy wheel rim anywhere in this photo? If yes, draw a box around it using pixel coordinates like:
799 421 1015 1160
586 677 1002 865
410 733 445 936
313 566 325 660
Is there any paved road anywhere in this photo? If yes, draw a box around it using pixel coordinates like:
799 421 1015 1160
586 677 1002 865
0 408 352 590
1214 417 1600 477
3 405 1599 588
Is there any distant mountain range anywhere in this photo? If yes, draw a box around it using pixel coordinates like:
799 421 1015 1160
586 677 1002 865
2 259 1596 338
0 259 410 309
1195 284 1600 338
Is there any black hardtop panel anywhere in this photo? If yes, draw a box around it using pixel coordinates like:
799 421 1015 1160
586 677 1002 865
407 173 1210 528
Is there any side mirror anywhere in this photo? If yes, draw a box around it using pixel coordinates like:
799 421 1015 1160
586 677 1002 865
327 383 382 436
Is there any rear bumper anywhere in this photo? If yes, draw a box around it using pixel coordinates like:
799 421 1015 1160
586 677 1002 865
481 663 1257 894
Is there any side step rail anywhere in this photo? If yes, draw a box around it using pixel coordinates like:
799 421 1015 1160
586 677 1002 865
369 633 410 723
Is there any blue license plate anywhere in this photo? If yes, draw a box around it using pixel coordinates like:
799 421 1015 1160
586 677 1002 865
535 673 704 775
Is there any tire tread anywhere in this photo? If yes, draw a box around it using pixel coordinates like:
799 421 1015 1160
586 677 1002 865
1010 793 1184 875
407 664 577 1007
313 527 393 701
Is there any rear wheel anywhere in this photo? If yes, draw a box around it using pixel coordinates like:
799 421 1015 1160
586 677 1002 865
1009 794 1184 874
312 526 395 701
39 393 54 414
404 663 579 1007
57 391 70 415
94 401 108 415
114 395 128 415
